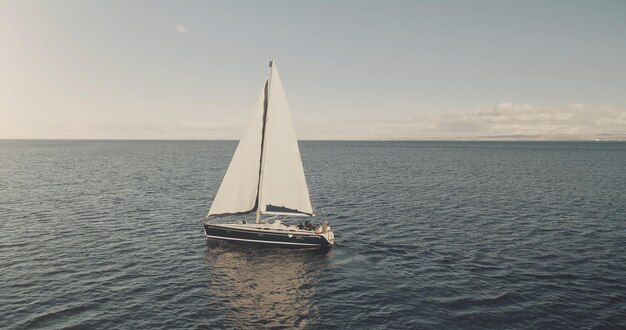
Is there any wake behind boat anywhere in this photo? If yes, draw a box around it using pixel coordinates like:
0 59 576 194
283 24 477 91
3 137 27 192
203 59 334 249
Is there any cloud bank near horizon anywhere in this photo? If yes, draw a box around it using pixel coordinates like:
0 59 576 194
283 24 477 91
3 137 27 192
298 103 626 140
436 102 625 138
1 103 624 140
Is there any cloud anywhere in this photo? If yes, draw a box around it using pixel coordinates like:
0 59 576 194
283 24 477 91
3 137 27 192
296 103 626 140
4 100 623 140
175 24 187 33
436 103 626 138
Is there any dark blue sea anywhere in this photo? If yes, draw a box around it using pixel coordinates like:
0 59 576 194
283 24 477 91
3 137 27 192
1 140 625 329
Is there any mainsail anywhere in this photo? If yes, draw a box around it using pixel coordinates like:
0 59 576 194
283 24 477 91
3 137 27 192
259 64 313 216
207 60 313 219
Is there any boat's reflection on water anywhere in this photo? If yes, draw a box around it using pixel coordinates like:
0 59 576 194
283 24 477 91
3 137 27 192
204 241 334 328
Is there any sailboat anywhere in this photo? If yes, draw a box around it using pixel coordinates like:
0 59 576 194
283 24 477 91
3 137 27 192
203 59 335 249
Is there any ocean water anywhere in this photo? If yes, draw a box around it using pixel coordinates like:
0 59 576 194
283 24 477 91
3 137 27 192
1 140 625 329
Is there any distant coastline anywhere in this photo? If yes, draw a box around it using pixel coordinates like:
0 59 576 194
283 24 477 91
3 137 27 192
1 135 625 142
381 133 626 141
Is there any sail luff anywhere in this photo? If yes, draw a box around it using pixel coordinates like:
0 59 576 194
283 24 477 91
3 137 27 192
255 60 273 223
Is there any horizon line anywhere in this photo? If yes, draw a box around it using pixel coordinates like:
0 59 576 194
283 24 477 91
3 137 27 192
1 138 625 142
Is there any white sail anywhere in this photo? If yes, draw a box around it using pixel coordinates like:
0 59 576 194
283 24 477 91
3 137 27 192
207 87 266 217
259 63 314 216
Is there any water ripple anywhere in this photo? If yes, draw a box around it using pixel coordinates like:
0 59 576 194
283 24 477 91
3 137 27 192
1 140 626 328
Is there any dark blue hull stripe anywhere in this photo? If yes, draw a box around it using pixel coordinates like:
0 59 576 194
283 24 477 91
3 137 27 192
204 225 331 248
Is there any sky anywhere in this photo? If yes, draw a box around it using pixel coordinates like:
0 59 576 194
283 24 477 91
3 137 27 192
1 0 625 140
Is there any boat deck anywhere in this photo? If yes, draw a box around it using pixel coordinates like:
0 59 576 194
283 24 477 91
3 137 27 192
214 222 321 236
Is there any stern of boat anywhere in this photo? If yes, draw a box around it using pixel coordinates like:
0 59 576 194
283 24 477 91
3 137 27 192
317 224 335 246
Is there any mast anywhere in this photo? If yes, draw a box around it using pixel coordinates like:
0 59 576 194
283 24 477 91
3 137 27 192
256 59 274 223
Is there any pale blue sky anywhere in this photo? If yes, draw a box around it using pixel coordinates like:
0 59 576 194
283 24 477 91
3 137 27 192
1 1 625 139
